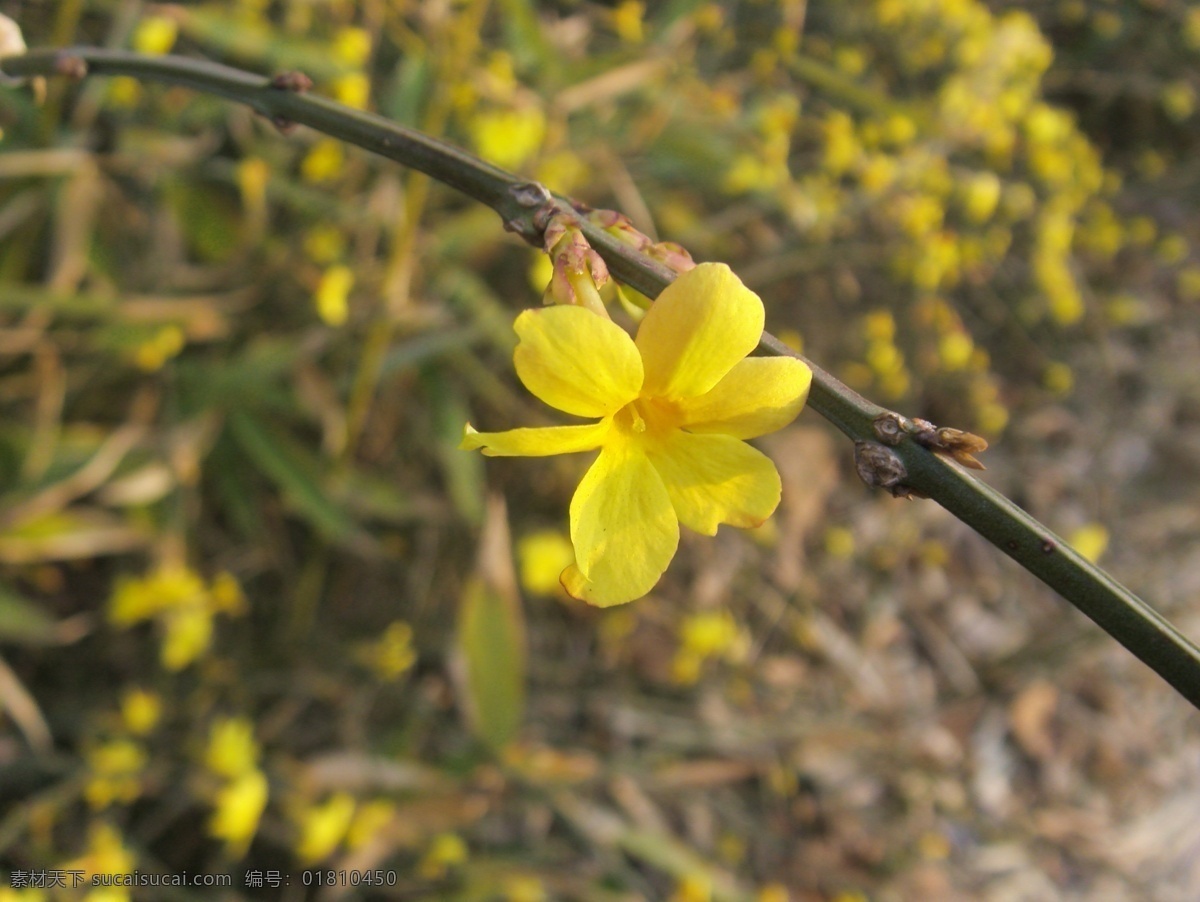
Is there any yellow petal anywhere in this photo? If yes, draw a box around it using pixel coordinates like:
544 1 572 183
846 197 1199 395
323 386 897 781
562 440 678 606
461 421 609 457
635 263 765 399
677 357 812 438
647 432 781 535
514 306 642 417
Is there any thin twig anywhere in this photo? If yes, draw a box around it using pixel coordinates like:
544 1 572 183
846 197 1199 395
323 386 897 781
4 47 1200 709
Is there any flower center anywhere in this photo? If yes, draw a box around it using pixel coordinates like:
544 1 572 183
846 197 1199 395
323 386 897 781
613 397 681 441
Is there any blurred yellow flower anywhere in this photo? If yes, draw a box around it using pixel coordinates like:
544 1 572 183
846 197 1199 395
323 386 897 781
210 571 247 615
65 823 135 882
535 150 589 195
938 331 974 371
469 107 546 170
333 72 371 110
356 621 417 681
110 566 205 625
612 1 646 43
85 740 147 809
332 27 372 66
316 265 354 326
1042 361 1074 395
206 717 259 779
1161 81 1196 121
961 171 1001 223
680 610 743 658
304 224 346 264
504 875 546 902
160 604 212 671
672 610 747 684
210 769 269 856
132 16 178 55
757 885 790 902
120 689 162 736
236 157 270 214
1186 8 1200 50
1156 233 1190 266
670 874 712 902
106 76 141 108
1177 266 1200 302
301 138 345 183
517 530 576 596
418 832 468 880
1068 523 1109 564
296 793 356 863
134 324 186 372
109 566 244 671
823 111 860 175
823 525 856 558
346 799 395 849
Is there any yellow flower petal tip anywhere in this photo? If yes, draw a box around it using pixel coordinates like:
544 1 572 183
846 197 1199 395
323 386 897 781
460 423 482 451
560 563 659 608
465 261 811 607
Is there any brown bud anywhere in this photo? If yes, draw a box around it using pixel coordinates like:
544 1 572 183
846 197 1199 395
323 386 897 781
269 71 313 92
936 427 989 470
854 441 912 497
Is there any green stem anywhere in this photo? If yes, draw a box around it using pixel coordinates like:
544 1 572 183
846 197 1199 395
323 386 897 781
5 47 1200 709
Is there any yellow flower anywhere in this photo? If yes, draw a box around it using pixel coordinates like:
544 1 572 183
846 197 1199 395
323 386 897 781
109 566 206 625
469 107 547 170
612 0 646 43
301 138 345 183
418 832 468 880
133 325 186 372
356 620 417 681
333 72 371 110
120 689 162 736
161 604 212 670
462 263 811 606
332 27 372 67
132 16 177 56
1068 523 1109 563
210 769 268 856
65 822 135 881
517 530 576 596
316 265 354 326
85 740 147 808
206 717 259 779
346 799 395 849
295 793 356 863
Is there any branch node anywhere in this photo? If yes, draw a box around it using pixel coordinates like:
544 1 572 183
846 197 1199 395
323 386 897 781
269 70 313 92
54 52 88 80
873 412 988 469
872 411 909 445
510 181 552 208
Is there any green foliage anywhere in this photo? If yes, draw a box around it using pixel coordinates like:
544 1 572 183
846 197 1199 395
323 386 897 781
457 576 526 750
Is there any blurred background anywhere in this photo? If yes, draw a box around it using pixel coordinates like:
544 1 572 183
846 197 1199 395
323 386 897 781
2 1 1200 899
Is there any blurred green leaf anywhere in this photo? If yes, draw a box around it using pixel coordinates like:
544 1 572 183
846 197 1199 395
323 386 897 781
382 51 432 127
457 576 525 750
0 585 59 645
227 411 370 549
177 338 301 413
422 366 485 526
163 178 241 263
496 0 558 77
180 6 353 79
